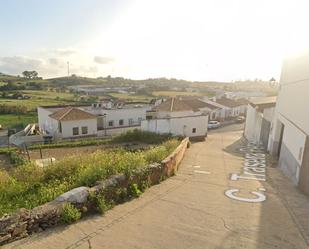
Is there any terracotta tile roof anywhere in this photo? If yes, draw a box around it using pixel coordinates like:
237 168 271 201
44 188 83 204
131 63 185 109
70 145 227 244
203 102 221 110
49 107 96 121
154 98 193 112
236 98 249 105
216 97 245 108
181 99 210 111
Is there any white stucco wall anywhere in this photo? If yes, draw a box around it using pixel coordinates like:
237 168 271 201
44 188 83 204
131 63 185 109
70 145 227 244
83 105 151 128
263 107 275 123
156 110 196 118
37 107 59 136
60 119 97 138
97 126 141 137
141 115 208 138
276 52 309 135
268 51 309 184
244 104 262 143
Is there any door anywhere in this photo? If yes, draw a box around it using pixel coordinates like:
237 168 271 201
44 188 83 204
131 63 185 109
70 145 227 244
260 119 271 149
277 124 285 157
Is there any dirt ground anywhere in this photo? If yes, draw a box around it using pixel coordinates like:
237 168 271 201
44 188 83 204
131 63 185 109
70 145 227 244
0 154 12 170
27 143 151 161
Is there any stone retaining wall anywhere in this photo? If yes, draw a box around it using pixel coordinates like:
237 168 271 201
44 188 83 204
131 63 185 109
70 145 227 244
0 138 189 245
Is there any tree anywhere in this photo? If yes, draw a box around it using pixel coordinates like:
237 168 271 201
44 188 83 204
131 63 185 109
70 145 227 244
22 70 39 79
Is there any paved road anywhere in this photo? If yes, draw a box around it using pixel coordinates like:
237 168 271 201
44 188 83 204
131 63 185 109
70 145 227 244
5 124 309 249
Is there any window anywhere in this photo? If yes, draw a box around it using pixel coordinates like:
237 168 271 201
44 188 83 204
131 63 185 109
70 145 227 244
108 120 114 127
128 118 133 125
119 119 124 126
81 126 88 135
72 127 79 136
192 128 196 133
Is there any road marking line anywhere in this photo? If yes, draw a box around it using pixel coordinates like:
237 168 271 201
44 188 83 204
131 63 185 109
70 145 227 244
194 170 211 174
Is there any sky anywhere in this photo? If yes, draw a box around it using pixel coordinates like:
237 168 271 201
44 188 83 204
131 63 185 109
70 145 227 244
0 0 309 81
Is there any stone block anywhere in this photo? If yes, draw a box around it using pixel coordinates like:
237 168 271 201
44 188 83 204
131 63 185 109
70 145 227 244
55 187 89 204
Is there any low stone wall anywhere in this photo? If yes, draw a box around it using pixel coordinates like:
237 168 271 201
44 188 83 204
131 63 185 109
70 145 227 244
0 138 189 245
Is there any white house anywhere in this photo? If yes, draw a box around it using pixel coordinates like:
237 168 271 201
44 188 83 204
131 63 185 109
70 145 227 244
38 106 98 139
268 51 309 193
83 102 151 136
244 96 277 148
38 101 152 139
206 97 247 121
141 98 209 139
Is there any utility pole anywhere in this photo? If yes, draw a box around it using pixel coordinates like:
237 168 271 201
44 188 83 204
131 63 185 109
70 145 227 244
67 61 70 77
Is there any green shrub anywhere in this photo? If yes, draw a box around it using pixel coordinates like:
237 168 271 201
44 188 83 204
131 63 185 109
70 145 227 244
8 151 27 166
129 183 142 197
88 192 112 215
97 197 110 215
0 170 11 184
112 129 172 144
61 203 81 224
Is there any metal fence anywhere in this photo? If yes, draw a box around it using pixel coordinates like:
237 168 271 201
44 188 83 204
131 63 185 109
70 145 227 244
0 134 9 147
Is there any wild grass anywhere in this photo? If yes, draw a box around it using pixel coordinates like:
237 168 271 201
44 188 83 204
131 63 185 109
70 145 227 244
0 139 180 216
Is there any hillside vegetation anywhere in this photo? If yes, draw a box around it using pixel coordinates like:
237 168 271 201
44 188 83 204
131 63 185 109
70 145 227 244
0 72 278 129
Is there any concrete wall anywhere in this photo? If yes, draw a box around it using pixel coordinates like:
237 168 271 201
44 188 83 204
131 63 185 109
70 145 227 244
141 115 208 138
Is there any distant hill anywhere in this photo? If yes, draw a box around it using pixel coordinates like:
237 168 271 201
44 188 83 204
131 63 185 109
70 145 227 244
0 73 278 95
0 72 22 82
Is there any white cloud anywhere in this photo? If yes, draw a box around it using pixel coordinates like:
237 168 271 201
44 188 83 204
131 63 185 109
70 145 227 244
50 48 77 56
94 56 114 64
48 58 59 65
0 56 43 75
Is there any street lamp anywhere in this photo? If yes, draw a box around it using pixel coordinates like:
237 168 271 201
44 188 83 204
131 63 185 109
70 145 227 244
269 77 277 87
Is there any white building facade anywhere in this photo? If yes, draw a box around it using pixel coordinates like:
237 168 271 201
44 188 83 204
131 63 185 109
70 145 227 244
38 101 152 139
206 97 247 121
244 97 276 148
268 52 309 194
141 98 209 139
